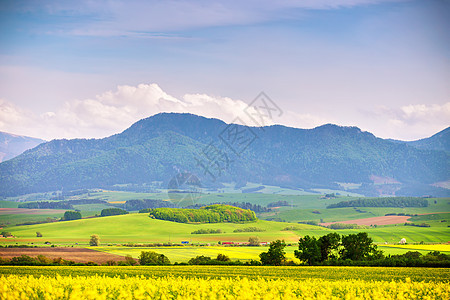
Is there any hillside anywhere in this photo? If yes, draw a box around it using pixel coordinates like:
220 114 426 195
0 131 45 162
5 213 449 245
407 127 450 152
0 113 448 197
5 213 325 244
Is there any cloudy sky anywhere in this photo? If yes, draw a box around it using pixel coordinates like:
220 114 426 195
0 0 448 141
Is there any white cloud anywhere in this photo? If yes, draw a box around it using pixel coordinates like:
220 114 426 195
365 102 450 140
1 83 447 141
0 83 292 139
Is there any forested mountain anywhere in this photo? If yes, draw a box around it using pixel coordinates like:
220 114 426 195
0 113 448 197
406 127 450 152
0 131 45 162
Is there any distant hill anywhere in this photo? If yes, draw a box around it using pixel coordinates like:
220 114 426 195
0 113 448 197
407 127 450 152
0 131 45 162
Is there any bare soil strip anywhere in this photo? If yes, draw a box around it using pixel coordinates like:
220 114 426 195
0 247 131 264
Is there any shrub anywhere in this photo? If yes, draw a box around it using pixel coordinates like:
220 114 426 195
138 251 170 265
191 229 222 234
233 227 265 233
89 234 100 246
36 232 43 237
63 211 82 221
248 236 260 246
100 208 129 217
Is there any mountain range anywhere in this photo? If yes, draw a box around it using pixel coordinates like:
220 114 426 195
0 131 45 163
0 113 448 197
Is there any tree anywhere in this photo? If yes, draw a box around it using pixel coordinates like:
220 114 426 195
340 232 382 261
125 254 137 266
318 232 341 261
100 208 129 217
36 232 43 237
259 240 286 266
188 255 212 265
248 236 260 246
294 235 321 265
216 253 230 262
63 210 81 221
139 251 171 265
89 234 100 246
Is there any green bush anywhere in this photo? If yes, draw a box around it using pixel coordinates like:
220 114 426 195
138 251 170 265
63 211 81 221
100 208 129 217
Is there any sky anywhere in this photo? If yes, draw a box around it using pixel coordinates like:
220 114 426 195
0 0 449 141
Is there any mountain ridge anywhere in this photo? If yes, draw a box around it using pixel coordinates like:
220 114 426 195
0 113 448 197
0 131 46 163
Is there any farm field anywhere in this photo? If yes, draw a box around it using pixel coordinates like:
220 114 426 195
0 247 131 264
1 266 449 299
97 244 450 263
263 197 450 223
2 212 450 246
381 244 450 253
1 213 325 245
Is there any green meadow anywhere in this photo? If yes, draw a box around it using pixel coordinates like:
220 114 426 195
3 212 449 246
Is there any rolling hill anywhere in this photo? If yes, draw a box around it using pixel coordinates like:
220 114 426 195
0 131 45 163
0 113 448 197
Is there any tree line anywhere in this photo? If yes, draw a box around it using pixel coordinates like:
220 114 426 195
327 197 429 208
148 205 257 223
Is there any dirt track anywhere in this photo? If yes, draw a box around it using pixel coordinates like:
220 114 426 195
320 215 411 226
0 247 131 264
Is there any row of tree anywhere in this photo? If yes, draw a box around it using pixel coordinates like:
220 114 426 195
148 205 257 223
327 197 429 208
257 233 450 267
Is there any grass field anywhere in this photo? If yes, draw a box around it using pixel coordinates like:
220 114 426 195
264 198 450 223
2 212 449 247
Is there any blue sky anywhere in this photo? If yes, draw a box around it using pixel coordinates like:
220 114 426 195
0 0 448 140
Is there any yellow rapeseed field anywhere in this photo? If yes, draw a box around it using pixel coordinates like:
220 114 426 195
1 274 449 300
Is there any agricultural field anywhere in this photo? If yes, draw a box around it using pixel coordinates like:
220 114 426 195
2 211 450 246
1 266 449 299
96 244 450 263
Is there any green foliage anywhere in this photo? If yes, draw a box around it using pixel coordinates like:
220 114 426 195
267 201 291 208
191 229 222 234
138 251 170 265
233 227 265 233
259 240 287 266
340 232 382 261
188 255 212 265
19 201 73 209
100 208 129 217
248 236 260 246
89 234 100 246
295 236 321 265
1 114 448 198
0 231 12 237
327 223 368 229
216 254 230 262
327 197 429 209
149 205 257 223
63 211 81 221
318 233 341 261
